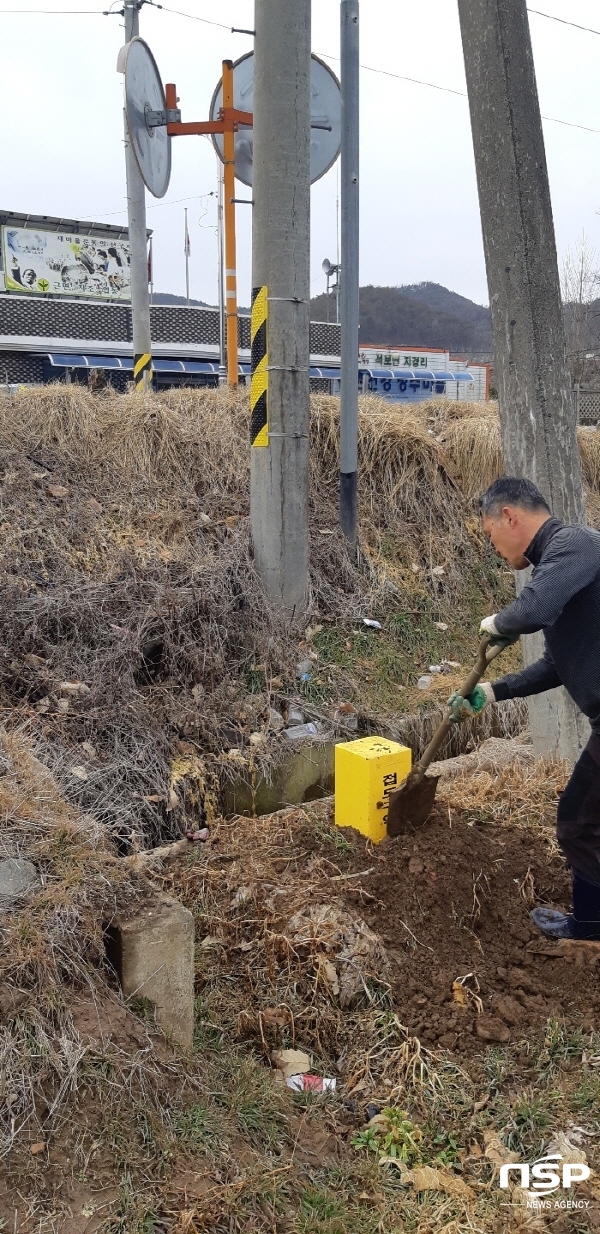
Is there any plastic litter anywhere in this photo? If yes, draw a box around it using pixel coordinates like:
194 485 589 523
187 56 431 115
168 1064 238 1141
287 705 305 727
296 659 313 677
283 722 319 740
417 675 432 690
362 618 382 630
285 1074 337 1093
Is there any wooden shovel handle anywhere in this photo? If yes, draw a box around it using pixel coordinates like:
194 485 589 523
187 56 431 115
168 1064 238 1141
410 636 508 783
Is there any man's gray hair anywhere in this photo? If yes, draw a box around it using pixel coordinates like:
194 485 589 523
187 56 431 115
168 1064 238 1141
479 477 551 518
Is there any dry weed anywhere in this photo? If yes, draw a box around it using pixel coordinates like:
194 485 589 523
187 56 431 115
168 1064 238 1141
0 385 520 842
438 756 569 828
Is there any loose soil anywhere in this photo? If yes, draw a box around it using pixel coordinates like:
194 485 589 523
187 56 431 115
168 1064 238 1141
338 806 583 1052
170 760 595 1075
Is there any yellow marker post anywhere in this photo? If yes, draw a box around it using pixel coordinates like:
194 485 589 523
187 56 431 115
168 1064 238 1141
334 736 412 844
250 284 268 447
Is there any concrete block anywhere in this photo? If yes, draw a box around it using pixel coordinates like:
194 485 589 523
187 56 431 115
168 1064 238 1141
0 857 38 908
112 893 195 1050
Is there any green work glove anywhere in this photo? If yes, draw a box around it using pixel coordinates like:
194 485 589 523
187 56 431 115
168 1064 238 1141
447 682 495 723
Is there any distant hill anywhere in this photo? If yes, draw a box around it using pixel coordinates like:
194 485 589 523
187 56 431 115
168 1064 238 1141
310 281 493 357
152 293 211 308
152 293 251 312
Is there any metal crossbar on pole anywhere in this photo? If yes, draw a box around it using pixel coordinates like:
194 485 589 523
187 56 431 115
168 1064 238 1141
163 74 252 387
340 0 359 554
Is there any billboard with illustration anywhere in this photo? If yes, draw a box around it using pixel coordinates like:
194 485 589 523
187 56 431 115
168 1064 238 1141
2 226 131 300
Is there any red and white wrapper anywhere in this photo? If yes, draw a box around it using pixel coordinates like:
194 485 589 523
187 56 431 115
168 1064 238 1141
285 1074 337 1093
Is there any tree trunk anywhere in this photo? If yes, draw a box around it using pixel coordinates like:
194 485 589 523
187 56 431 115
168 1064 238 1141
457 0 588 762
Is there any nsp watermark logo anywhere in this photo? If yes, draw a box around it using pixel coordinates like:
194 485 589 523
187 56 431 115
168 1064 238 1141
500 1155 590 1210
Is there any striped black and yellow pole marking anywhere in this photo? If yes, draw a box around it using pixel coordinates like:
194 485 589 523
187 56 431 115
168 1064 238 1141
250 286 268 447
133 352 152 389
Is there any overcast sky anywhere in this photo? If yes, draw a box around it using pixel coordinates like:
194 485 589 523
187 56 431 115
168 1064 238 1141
3 0 600 308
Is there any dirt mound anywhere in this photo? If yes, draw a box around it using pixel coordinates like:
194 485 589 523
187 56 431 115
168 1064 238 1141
172 755 594 1077
341 806 581 1053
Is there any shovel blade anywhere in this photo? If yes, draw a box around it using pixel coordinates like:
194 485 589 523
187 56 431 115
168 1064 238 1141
386 773 440 837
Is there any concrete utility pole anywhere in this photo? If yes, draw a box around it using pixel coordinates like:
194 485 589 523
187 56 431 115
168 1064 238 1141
123 0 152 390
250 0 311 615
339 0 360 554
457 0 588 762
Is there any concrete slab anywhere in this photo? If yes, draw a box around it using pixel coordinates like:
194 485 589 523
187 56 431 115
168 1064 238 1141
0 857 38 908
112 893 195 1050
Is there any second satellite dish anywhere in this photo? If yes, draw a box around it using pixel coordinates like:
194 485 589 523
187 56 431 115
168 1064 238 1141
210 52 341 187
122 37 172 199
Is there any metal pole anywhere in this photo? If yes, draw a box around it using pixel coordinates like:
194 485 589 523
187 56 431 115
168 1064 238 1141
340 0 359 554
123 0 152 390
217 157 227 385
184 207 190 305
250 0 311 615
222 60 239 386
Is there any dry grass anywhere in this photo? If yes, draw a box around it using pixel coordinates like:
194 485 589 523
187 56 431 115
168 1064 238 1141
438 397 600 511
0 385 523 845
2 386 600 1232
0 726 137 1159
1 719 599 1232
580 425 600 491
441 407 503 498
437 754 570 828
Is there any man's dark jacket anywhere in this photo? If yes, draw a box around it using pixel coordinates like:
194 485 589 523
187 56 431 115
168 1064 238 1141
491 517 600 734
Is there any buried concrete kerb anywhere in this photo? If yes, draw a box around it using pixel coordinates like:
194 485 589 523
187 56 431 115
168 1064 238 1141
224 740 335 817
107 892 195 1050
222 703 528 819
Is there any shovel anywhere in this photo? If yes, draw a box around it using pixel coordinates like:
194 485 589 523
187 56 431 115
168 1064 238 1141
386 635 510 837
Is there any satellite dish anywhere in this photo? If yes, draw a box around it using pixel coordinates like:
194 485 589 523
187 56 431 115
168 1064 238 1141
122 37 171 199
210 51 341 187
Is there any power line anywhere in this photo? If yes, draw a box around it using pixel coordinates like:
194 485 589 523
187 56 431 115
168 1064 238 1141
2 2 600 136
5 1 600 41
317 51 600 134
81 192 213 220
334 57 467 99
527 8 600 38
155 4 230 30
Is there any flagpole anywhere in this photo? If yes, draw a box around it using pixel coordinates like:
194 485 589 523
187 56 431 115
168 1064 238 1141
148 235 153 306
184 207 190 306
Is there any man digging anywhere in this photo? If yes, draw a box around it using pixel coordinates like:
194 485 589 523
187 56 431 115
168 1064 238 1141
448 476 600 941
